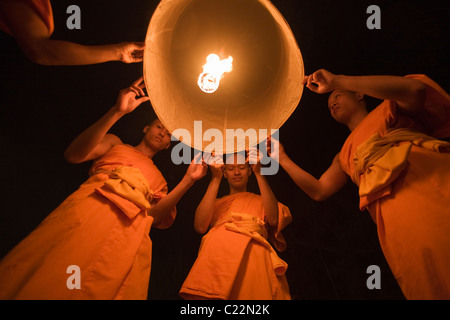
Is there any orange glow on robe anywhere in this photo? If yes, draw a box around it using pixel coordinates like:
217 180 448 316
0 145 175 299
179 192 292 300
339 75 450 299
0 0 54 35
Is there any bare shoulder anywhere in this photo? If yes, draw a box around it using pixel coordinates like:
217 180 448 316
86 133 124 162
332 152 341 165
103 133 123 146
330 152 347 177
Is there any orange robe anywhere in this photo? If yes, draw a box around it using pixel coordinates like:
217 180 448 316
179 192 292 300
0 144 176 300
339 75 450 299
0 0 54 35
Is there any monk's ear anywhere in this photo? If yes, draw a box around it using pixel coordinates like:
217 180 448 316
354 92 365 101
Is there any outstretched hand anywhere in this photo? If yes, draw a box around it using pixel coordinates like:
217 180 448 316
185 153 208 183
302 69 337 94
203 152 224 180
116 42 145 63
114 77 150 115
246 146 263 175
266 135 285 161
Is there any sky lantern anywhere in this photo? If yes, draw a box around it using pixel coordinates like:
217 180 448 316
144 0 304 154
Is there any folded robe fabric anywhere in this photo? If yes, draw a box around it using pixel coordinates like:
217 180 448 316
179 192 292 300
95 166 154 220
217 212 288 276
339 74 450 299
0 0 54 35
352 128 450 209
0 144 175 300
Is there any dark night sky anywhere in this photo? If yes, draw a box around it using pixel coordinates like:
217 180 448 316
0 0 448 300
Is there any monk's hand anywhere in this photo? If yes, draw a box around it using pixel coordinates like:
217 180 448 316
114 77 149 115
302 69 337 94
185 153 208 183
210 159 225 181
116 42 145 63
246 146 263 175
266 135 284 162
202 152 224 180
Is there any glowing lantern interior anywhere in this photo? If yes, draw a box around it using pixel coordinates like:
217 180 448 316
198 54 233 93
144 0 304 154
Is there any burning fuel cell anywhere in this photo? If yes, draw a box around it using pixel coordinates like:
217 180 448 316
198 54 233 93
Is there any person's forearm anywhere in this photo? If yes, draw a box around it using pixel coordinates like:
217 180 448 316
279 153 323 201
254 173 278 226
64 106 124 163
29 40 120 65
148 176 195 225
194 177 221 234
332 74 426 112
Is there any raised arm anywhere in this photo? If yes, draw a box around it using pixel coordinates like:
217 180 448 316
148 153 208 226
247 148 279 226
24 39 144 66
268 136 349 202
194 156 224 234
64 77 149 163
304 69 427 114
0 0 144 65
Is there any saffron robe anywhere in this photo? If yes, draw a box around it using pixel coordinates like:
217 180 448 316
179 192 292 300
0 144 176 300
0 0 54 35
339 75 450 299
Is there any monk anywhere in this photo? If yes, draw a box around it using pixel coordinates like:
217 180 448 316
0 0 144 65
179 150 292 300
269 69 450 299
0 77 207 299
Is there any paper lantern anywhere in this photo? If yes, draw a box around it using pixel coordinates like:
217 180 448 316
144 0 304 154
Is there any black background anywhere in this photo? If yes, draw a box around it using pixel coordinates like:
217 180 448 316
0 0 448 300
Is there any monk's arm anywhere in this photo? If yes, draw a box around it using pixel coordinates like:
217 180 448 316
279 152 349 201
147 176 196 226
254 172 279 227
0 0 144 65
64 79 148 163
149 157 207 226
311 69 427 114
194 177 221 234
334 74 426 113
22 39 144 66
64 107 124 163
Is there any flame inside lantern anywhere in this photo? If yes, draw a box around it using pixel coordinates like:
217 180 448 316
198 54 233 93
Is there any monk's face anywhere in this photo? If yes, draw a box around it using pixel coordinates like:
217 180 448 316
223 154 251 189
143 120 171 151
328 90 365 124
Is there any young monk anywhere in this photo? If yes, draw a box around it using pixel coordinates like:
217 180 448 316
0 0 144 65
179 150 292 300
0 77 207 300
269 69 450 299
